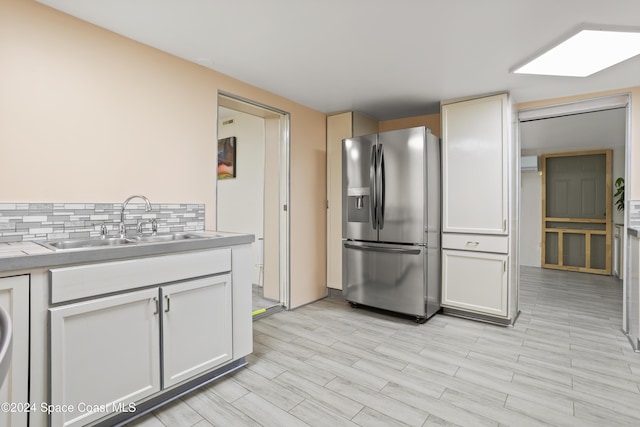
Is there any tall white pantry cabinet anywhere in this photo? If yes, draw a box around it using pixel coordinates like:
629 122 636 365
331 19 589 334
440 93 519 324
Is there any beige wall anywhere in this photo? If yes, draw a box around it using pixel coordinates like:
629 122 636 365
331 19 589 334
0 0 326 308
379 113 441 137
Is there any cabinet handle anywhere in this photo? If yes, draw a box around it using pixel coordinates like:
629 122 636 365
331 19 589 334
466 241 480 247
164 295 170 313
153 297 159 315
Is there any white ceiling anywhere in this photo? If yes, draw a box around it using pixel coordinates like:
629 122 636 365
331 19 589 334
36 0 640 120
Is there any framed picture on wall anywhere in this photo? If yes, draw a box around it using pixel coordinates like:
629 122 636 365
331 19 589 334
217 136 236 179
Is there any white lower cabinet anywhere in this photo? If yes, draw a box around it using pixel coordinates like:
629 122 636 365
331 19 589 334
49 288 161 427
442 249 508 317
162 275 232 388
49 274 233 427
0 275 29 427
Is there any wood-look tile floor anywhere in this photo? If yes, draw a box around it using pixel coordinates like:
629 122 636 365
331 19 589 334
252 284 280 312
128 266 640 426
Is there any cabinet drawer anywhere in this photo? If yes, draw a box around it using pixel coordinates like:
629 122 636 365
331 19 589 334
442 233 508 254
50 249 231 303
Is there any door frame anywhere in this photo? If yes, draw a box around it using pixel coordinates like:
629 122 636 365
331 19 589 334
517 92 631 328
216 91 291 309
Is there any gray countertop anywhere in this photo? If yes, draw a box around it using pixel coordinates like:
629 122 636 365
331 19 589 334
0 231 254 273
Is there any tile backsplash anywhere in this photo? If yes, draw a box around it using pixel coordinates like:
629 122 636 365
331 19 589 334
629 200 640 228
0 203 205 243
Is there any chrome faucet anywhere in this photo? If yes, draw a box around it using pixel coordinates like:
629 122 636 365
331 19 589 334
100 223 108 239
119 195 152 238
136 218 158 235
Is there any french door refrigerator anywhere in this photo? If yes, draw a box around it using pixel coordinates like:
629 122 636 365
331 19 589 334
342 126 441 323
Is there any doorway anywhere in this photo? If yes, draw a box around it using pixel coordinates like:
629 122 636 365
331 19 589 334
518 93 629 327
216 93 290 316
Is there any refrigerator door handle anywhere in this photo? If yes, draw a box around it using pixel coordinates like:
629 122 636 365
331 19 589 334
377 144 385 229
370 145 378 230
344 243 421 255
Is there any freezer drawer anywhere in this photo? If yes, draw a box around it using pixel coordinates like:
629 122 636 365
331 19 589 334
343 241 438 319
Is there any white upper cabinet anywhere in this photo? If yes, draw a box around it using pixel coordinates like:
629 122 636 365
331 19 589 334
442 94 509 235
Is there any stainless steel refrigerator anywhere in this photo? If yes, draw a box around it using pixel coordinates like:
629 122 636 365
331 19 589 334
342 126 440 322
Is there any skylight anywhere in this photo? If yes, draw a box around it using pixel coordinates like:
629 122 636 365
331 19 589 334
513 28 640 77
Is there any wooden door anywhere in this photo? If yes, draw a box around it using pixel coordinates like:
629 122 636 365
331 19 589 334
542 150 612 274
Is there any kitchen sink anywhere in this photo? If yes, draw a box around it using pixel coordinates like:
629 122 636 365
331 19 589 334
39 232 208 251
129 233 206 243
40 237 136 251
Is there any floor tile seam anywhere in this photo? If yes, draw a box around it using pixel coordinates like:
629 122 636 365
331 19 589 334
276 373 367 418
515 360 638 392
307 356 391 393
398 364 508 404
463 355 572 386
456 370 575 410
568 335 630 348
375 383 439 425
383 384 499 427
441 390 554 427
286 396 360 425
228 392 277 427
354 358 453 396
568 348 640 368
503 394 580 424
573 382 640 408
419 348 514 381
513 373 640 415
372 346 459 376
285 398 319 426
335 346 411 372
509 397 601 427
154 397 206 427
326 378 428 426
209 377 250 404
231 370 306 411
568 359 637 378
570 396 640 425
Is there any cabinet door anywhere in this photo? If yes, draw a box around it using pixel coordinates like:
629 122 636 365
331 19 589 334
50 288 160 427
442 94 509 234
162 274 232 388
442 249 508 317
0 275 29 427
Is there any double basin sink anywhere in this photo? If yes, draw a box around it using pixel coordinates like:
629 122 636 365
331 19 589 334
39 232 208 251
